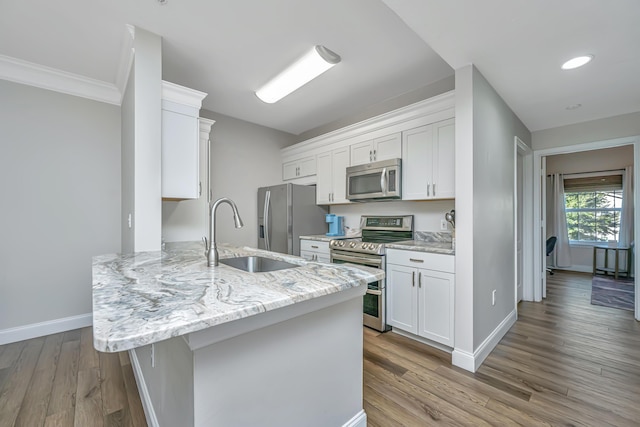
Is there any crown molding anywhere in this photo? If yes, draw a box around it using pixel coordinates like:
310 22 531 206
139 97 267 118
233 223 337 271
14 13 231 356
0 54 120 105
162 80 207 108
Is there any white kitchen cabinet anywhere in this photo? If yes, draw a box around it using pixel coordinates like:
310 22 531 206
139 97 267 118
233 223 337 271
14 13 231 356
350 133 401 166
282 156 316 181
386 249 454 347
300 239 330 263
161 81 208 200
402 118 455 200
316 147 350 204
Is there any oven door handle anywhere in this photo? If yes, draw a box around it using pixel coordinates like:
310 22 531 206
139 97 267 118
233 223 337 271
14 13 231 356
331 252 384 268
366 289 382 296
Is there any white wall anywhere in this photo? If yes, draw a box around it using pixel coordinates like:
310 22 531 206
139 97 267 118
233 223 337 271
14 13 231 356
330 200 455 233
200 110 297 247
532 111 640 150
454 65 531 370
0 80 121 332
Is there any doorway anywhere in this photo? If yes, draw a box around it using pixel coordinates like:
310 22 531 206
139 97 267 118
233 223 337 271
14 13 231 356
532 135 640 320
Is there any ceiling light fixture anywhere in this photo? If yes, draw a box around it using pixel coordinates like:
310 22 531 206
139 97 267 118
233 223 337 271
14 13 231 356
255 45 341 104
561 55 594 70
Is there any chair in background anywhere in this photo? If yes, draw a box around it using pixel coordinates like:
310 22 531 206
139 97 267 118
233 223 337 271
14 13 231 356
546 236 558 275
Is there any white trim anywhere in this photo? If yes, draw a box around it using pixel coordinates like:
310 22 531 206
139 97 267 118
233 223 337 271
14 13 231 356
282 91 455 158
161 80 207 108
0 54 120 105
0 313 92 345
129 349 159 427
342 410 367 427
532 135 639 318
516 137 534 302
451 309 517 372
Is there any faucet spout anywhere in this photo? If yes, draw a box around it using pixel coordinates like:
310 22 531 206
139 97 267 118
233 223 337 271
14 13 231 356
207 197 244 267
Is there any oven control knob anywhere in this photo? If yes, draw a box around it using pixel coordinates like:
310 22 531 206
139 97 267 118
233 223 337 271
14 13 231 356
370 244 378 251
338 241 345 247
349 242 357 248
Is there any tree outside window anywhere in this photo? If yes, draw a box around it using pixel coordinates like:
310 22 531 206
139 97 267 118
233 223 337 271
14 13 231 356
564 190 622 242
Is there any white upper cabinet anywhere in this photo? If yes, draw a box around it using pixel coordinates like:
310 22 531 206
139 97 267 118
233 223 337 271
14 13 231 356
161 81 207 200
283 156 316 181
350 133 401 166
316 147 350 205
402 118 455 200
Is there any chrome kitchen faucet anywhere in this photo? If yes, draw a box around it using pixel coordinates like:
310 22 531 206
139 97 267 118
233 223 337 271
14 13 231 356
203 197 244 267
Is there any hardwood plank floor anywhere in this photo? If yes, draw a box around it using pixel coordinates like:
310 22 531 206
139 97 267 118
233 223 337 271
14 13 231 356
1 271 637 426
0 328 145 427
364 271 639 426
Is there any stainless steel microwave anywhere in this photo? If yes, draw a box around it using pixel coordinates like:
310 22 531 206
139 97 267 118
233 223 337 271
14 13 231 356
346 158 401 201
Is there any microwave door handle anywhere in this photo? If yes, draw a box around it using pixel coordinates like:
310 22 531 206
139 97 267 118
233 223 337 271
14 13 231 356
264 190 271 251
380 168 387 195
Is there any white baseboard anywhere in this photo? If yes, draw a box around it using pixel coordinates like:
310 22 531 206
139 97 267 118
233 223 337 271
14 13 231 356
0 313 92 345
452 309 517 373
343 409 367 427
129 349 158 427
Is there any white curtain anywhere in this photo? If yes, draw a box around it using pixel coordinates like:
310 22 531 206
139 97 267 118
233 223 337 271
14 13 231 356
619 165 634 247
551 173 572 267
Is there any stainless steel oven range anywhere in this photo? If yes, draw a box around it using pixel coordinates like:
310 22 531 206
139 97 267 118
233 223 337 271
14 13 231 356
330 215 413 332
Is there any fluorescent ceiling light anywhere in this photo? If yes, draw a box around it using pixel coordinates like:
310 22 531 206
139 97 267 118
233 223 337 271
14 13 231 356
561 55 594 70
255 45 341 104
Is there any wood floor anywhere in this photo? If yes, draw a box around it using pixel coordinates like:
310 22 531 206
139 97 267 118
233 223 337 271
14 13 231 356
1 271 638 426
0 328 145 427
364 271 640 426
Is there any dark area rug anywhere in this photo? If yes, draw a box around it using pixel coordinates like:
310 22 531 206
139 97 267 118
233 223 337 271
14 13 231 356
591 275 635 311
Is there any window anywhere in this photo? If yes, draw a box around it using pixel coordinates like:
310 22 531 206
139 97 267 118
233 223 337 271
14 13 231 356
564 174 623 243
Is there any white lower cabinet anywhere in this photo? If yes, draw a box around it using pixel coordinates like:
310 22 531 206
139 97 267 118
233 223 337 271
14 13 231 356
386 249 454 347
300 239 330 263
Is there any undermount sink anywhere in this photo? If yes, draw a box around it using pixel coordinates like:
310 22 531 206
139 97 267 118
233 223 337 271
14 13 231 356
219 256 299 273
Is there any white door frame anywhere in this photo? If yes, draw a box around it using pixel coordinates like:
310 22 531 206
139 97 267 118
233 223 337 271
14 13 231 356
532 135 640 321
515 137 534 304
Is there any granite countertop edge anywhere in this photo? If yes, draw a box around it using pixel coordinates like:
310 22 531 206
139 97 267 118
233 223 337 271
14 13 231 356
92 242 383 353
386 240 455 255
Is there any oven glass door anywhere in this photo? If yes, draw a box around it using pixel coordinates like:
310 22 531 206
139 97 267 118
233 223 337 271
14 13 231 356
330 251 385 330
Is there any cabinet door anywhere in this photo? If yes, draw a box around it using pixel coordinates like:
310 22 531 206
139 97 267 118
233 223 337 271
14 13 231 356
298 156 317 178
331 147 350 204
418 269 454 347
300 250 316 262
433 119 455 199
386 264 418 334
162 109 199 199
316 152 332 204
282 160 299 181
373 133 401 162
350 140 373 166
402 125 434 200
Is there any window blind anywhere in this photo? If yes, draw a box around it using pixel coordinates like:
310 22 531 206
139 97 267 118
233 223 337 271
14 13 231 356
563 174 622 193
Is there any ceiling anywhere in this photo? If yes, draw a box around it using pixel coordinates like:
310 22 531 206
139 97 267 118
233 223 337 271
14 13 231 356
1 1 638 136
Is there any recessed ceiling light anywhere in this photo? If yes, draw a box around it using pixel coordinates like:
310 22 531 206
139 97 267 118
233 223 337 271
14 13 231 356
255 45 341 104
561 55 594 70
566 103 582 110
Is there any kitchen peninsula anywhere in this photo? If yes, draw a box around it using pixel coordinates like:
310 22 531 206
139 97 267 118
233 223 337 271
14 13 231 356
92 242 382 427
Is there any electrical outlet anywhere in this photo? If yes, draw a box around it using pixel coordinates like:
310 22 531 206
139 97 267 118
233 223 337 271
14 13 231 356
440 219 448 230
492 290 496 306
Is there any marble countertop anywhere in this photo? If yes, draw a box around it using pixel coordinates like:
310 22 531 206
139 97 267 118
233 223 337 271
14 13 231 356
386 240 455 255
92 242 384 353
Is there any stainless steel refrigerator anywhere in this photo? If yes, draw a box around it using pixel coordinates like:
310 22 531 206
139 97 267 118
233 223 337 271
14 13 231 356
258 183 328 256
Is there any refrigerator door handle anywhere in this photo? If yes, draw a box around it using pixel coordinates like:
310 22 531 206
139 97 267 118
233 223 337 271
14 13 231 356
263 190 271 251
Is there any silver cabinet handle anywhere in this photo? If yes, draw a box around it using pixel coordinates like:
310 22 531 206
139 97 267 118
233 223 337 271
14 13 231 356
412 271 415 287
418 272 422 288
311 245 319 249
373 149 376 161
409 258 424 263
199 182 202 197
427 183 431 197
369 150 372 162
433 183 436 196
